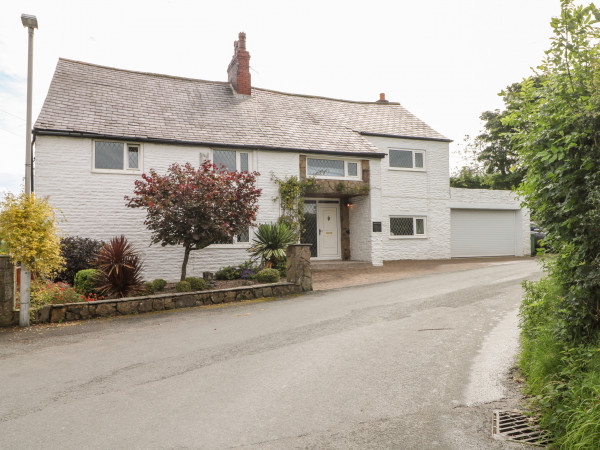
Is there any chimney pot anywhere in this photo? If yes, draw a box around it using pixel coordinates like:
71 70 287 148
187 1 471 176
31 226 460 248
227 32 251 96
376 92 389 104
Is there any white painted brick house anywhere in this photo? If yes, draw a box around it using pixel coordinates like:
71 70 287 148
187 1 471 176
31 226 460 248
33 33 530 281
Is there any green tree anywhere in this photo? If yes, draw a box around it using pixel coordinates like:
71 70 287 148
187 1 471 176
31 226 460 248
475 100 526 190
451 84 527 190
449 166 487 189
0 192 64 276
505 0 600 340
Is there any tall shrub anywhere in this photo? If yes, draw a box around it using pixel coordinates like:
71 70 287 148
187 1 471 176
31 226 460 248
54 236 104 285
0 192 64 276
505 0 600 340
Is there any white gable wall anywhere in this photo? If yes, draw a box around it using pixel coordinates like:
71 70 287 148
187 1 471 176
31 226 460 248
364 136 452 261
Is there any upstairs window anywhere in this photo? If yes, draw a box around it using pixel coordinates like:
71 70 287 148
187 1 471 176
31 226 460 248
306 158 360 180
94 141 141 172
213 150 250 172
389 149 425 170
390 216 426 237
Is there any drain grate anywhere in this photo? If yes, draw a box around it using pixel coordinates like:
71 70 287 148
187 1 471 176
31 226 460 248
492 410 551 447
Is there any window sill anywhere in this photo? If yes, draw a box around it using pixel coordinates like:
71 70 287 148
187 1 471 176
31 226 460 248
91 169 142 175
388 167 426 172
208 243 251 249
389 235 428 239
310 175 362 181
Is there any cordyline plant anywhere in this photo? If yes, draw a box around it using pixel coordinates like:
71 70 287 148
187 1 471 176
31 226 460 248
126 161 261 280
95 235 144 298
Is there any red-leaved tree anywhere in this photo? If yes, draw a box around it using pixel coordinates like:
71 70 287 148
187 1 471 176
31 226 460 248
126 161 261 280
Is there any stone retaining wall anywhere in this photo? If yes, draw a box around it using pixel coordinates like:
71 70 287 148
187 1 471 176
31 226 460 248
0 256 17 327
1 243 312 327
34 282 302 324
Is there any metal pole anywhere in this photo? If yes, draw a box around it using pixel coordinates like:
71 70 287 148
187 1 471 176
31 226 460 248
20 24 35 327
25 26 33 196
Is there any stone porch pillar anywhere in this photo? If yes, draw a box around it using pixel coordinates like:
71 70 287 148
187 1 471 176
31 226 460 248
286 244 312 291
0 256 16 327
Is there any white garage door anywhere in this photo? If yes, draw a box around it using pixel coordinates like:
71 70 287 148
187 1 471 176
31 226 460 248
451 209 517 257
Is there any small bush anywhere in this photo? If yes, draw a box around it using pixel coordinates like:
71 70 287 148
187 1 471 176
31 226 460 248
216 261 261 280
30 279 84 308
275 259 287 278
215 265 240 280
185 277 206 291
54 236 104 285
144 281 156 294
256 268 280 283
152 278 167 291
74 269 99 295
175 281 191 292
249 223 295 267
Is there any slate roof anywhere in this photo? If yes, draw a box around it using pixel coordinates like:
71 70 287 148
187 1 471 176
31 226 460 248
34 59 450 156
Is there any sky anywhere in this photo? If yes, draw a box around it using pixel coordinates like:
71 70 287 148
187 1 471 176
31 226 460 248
0 0 563 194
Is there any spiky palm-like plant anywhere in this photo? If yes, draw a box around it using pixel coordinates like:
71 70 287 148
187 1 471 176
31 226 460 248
95 235 144 298
249 223 295 268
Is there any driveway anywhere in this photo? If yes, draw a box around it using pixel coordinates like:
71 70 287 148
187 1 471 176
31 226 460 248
0 259 541 449
313 256 531 290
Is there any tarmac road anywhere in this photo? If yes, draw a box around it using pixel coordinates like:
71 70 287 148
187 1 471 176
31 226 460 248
0 259 542 449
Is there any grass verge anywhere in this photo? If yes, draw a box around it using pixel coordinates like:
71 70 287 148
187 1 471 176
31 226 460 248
519 276 600 448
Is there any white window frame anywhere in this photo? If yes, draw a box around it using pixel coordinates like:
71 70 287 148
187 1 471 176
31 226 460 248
389 216 427 239
210 149 252 172
208 227 252 249
92 140 142 174
388 148 426 172
306 156 361 180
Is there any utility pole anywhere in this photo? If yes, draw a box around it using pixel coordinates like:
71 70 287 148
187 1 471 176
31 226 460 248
20 13 38 327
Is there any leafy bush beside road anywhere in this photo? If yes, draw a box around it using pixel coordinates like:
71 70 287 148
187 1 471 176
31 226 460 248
509 2 600 446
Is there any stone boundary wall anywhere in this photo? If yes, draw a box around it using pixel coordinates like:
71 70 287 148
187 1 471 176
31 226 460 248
0 256 17 327
34 282 302 324
1 242 312 327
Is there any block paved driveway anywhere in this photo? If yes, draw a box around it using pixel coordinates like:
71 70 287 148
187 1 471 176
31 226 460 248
313 256 531 290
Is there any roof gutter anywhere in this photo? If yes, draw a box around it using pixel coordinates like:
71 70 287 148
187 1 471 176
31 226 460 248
32 129 387 159
359 131 453 143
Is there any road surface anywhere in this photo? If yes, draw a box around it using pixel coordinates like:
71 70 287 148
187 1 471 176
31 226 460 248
0 259 541 449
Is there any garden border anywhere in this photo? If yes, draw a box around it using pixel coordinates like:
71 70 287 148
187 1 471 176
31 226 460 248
35 282 302 324
0 244 312 326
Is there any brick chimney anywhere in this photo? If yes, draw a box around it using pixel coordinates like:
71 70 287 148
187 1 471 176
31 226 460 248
227 32 251 96
376 93 389 104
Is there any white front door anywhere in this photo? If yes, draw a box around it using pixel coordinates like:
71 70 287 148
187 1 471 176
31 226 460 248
317 203 340 259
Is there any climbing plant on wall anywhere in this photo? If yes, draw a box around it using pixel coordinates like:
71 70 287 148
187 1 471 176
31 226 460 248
272 175 316 241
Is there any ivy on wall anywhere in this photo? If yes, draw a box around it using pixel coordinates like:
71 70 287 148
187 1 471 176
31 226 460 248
272 174 316 241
